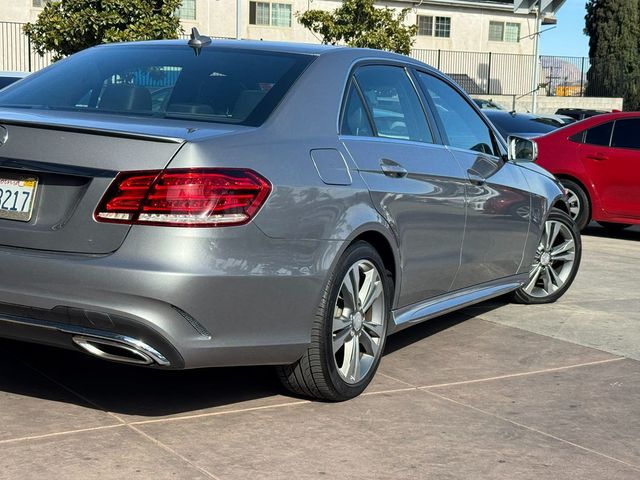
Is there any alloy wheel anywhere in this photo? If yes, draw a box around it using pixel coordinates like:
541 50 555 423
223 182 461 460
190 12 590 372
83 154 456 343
565 188 581 221
523 219 577 298
332 260 385 384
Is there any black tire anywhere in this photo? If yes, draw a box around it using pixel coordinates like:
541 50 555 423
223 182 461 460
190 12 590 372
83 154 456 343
597 221 632 231
560 179 590 231
512 208 581 305
276 241 393 401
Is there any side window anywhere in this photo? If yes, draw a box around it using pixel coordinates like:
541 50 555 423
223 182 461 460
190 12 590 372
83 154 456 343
354 66 433 143
611 119 640 149
341 81 374 137
416 71 497 156
584 122 613 147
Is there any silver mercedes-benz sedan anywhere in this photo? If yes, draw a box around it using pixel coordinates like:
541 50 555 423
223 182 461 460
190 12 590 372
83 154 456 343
0 37 581 401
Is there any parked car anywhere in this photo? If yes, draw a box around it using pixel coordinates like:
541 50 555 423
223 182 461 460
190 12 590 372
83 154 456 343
472 98 504 110
0 38 581 401
0 71 28 90
555 108 609 121
534 112 640 231
483 109 563 139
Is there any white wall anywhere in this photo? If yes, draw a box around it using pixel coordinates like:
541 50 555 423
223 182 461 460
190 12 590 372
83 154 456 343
473 94 625 114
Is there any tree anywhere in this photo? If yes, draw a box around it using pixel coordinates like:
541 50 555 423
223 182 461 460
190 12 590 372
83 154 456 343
585 0 640 109
297 0 417 55
24 0 183 61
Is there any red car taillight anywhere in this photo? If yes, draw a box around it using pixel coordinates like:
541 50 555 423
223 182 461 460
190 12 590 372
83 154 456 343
95 169 271 227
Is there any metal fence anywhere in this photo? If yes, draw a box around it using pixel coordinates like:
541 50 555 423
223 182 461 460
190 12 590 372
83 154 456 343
0 21 53 72
411 48 600 98
0 20 606 98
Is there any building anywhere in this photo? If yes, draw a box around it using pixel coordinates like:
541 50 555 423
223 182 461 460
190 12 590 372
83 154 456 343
2 0 588 111
2 0 542 55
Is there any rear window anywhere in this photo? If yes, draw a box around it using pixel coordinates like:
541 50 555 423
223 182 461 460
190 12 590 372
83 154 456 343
0 45 313 126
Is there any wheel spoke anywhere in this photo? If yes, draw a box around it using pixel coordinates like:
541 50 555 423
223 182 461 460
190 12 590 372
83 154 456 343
359 330 379 357
345 337 361 383
548 265 564 289
362 321 384 338
333 326 352 352
542 268 556 294
551 239 574 257
523 264 543 293
360 279 383 314
544 221 560 249
341 265 360 310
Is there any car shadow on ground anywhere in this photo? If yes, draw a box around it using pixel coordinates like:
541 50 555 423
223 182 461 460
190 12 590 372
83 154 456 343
0 305 506 417
582 223 640 241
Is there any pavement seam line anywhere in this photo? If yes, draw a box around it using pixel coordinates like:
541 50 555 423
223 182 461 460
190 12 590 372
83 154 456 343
126 424 223 480
0 424 125 445
377 371 418 388
129 399 312 426
419 357 625 389
421 388 640 473
361 386 417 396
16 358 225 479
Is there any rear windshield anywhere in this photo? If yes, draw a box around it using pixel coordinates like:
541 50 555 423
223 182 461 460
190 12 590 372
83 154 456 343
0 45 313 126
486 113 559 138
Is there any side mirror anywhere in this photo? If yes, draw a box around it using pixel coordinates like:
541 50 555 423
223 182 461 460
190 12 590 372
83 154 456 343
507 136 538 163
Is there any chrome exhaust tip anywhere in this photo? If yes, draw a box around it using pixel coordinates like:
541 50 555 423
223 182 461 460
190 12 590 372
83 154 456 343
72 335 169 366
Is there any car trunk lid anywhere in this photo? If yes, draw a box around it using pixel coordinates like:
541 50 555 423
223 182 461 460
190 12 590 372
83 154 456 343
0 109 251 254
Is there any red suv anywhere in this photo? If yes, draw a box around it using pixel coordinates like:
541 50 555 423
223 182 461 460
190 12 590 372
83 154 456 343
535 112 640 230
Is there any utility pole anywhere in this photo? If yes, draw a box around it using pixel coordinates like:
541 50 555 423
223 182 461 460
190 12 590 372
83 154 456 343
236 0 242 39
531 1 541 113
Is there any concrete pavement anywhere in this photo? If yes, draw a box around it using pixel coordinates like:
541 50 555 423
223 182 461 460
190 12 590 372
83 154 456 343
0 224 638 479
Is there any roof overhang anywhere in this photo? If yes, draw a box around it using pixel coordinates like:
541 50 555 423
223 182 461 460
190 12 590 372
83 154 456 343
514 0 566 15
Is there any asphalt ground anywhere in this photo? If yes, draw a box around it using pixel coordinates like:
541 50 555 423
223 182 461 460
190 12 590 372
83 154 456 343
0 224 638 479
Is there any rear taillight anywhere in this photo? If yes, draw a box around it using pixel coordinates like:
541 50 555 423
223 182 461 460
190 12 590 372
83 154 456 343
95 169 271 227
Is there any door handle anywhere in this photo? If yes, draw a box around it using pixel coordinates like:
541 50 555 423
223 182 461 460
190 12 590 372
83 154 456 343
586 153 608 161
467 168 486 185
380 159 408 178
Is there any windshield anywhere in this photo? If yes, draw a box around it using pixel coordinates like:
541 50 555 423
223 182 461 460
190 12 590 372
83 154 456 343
486 112 559 138
0 45 313 127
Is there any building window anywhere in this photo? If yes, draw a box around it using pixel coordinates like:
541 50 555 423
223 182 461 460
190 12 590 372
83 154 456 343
417 16 433 36
417 16 450 38
434 17 451 38
177 0 196 20
489 21 520 42
32 0 49 7
250 2 291 27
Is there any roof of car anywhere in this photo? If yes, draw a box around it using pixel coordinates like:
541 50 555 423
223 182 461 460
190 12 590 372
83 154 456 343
93 39 431 67
96 39 343 56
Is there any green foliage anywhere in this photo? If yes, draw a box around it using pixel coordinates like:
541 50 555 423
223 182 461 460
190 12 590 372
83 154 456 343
585 0 640 109
297 0 417 55
24 0 183 60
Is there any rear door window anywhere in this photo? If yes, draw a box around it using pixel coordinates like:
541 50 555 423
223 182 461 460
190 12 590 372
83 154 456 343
584 122 613 147
611 119 640 149
416 72 498 156
354 66 433 143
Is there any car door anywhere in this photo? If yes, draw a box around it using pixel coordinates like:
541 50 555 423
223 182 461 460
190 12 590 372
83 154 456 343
340 65 467 307
579 118 640 218
413 70 531 290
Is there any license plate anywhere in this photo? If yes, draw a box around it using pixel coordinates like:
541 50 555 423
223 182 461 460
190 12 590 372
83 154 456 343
0 174 38 222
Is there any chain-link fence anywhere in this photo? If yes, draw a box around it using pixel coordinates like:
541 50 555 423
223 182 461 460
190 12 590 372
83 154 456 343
0 21 607 98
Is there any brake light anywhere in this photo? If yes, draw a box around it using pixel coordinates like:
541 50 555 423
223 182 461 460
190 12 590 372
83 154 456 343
95 169 271 227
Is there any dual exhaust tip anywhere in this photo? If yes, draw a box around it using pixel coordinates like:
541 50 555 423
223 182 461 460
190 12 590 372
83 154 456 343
72 335 170 366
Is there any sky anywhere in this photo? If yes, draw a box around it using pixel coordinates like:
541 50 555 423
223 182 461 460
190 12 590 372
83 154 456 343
539 0 590 57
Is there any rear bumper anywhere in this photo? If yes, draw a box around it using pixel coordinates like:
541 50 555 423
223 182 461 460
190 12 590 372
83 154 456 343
0 223 340 368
